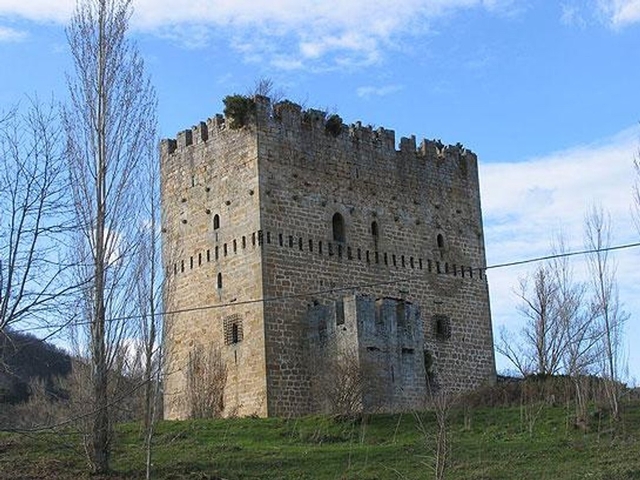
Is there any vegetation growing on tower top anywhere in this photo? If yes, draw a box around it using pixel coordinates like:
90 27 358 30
325 114 343 137
223 94 256 129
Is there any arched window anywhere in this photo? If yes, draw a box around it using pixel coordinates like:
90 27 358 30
437 233 445 250
213 214 220 230
217 272 223 289
371 221 379 246
332 212 345 242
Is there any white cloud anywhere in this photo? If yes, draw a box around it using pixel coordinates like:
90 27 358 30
598 0 640 26
560 3 588 27
0 24 26 41
0 0 520 66
356 84 403 98
480 127 640 377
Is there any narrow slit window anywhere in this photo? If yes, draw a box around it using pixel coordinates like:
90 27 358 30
371 221 379 246
332 212 345 242
217 272 223 289
213 214 220 230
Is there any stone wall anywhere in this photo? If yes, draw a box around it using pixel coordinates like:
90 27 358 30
161 119 268 419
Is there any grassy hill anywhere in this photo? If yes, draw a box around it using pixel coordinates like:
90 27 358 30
1 399 639 479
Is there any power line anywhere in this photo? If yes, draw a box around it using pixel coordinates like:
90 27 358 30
8 240 640 336
485 241 640 270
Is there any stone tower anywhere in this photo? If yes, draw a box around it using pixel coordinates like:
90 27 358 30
160 96 496 419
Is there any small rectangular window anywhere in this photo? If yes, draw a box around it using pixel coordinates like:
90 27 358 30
335 299 345 326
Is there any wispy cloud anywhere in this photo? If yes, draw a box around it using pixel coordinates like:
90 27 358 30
356 84 403 99
560 3 588 27
480 127 640 375
598 0 640 27
0 0 519 67
0 25 27 42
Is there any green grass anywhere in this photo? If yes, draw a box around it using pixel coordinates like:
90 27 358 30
2 402 640 479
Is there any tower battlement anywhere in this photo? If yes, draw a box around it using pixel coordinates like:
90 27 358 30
161 96 477 182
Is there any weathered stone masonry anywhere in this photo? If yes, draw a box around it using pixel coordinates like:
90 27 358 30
161 95 496 419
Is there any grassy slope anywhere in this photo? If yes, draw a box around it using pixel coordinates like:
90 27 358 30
1 402 639 479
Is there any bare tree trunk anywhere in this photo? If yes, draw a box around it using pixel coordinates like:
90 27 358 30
584 206 627 421
64 0 157 473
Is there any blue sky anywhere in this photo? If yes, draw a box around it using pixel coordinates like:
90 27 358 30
1 0 640 381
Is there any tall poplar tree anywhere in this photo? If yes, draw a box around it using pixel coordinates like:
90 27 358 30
64 0 157 472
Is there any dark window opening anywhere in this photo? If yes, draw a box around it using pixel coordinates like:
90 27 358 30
213 214 220 230
434 315 451 340
231 323 240 344
279 233 283 246
242 236 246 249
289 235 294 248
233 239 237 253
266 232 271 244
217 272 223 289
190 256 193 269
299 237 303 250
180 260 184 273
207 249 210 262
371 221 379 246
215 246 219 260
402 347 415 354
319 241 323 254
223 244 228 257
332 212 345 242
309 239 313 252
198 253 202 266
336 300 345 326
437 233 444 250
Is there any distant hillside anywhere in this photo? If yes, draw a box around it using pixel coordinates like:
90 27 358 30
0 330 72 404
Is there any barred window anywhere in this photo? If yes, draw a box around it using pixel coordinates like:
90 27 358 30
224 314 243 345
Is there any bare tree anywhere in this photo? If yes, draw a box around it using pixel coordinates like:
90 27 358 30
308 341 375 417
0 100 71 336
63 0 157 472
186 345 227 419
584 206 627 419
498 264 565 376
131 141 162 480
